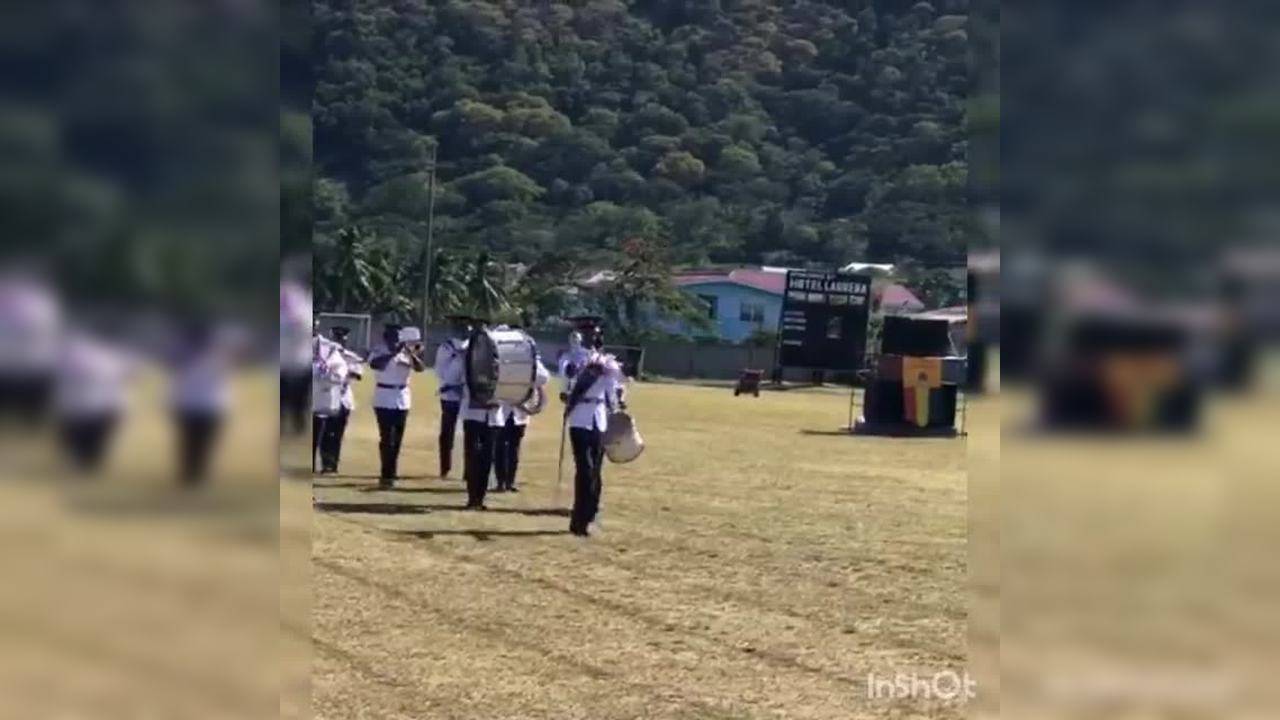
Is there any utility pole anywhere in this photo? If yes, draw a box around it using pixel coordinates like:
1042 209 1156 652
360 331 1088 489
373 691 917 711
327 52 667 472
421 141 438 332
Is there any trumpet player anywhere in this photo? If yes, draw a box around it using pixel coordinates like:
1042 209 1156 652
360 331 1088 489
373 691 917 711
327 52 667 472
433 315 471 479
312 330 349 473
317 326 363 474
368 323 426 488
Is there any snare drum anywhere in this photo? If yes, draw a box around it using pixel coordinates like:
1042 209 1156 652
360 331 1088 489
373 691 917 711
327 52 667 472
466 327 538 407
603 410 645 464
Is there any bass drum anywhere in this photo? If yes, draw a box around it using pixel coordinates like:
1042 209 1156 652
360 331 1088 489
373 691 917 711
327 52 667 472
466 327 537 407
603 411 645 464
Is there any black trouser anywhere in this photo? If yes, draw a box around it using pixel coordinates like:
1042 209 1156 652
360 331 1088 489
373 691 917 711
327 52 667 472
439 400 460 477
374 408 408 480
570 427 605 529
58 412 119 473
316 408 350 472
0 373 53 426
280 370 309 436
176 410 222 485
494 417 526 489
463 419 496 506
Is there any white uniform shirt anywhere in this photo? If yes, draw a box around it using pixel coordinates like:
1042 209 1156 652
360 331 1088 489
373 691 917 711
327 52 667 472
558 346 592 384
54 334 135 418
280 322 311 375
434 338 468 402
0 277 61 375
312 344 348 417
497 356 551 427
172 351 231 414
341 357 363 411
565 351 625 432
278 281 312 373
369 342 416 410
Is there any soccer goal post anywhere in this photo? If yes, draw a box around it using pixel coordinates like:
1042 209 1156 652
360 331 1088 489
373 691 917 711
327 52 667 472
316 312 373 355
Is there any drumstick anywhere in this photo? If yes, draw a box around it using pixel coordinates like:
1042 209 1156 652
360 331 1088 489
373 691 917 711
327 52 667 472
554 414 567 504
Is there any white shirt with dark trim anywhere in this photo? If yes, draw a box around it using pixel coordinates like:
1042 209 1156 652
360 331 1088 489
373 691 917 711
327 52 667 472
54 334 136 418
312 344 348 416
566 351 625 432
369 342 413 410
557 346 592 386
434 338 468 402
341 357 363 411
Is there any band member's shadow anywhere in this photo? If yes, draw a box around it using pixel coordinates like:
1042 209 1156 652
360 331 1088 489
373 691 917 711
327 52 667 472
333 474 448 482
311 479 466 494
395 529 570 542
314 501 570 518
313 501 430 515
357 486 466 495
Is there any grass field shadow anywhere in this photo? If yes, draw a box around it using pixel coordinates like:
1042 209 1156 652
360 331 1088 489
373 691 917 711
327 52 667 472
798 428 857 437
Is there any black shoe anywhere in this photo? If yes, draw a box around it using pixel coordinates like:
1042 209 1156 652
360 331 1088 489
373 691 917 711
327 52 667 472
378 477 395 489
491 485 506 494
507 484 519 493
569 522 589 537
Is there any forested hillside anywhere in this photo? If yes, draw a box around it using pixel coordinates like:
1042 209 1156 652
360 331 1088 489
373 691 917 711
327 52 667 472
313 0 971 319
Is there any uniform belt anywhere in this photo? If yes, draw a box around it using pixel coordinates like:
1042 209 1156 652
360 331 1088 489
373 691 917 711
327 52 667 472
439 383 462 393
377 383 406 389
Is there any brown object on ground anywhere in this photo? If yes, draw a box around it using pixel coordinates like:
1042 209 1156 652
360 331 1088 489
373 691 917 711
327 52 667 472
734 369 763 397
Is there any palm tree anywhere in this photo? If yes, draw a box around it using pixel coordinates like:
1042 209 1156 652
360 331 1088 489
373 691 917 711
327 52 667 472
326 225 375 311
465 250 510 320
425 249 470 319
364 248 417 322
506 250 580 328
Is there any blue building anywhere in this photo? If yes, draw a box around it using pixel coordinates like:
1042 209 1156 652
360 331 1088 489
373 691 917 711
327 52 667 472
672 269 787 343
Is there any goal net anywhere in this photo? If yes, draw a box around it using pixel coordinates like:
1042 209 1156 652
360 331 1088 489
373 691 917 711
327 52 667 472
316 312 373 355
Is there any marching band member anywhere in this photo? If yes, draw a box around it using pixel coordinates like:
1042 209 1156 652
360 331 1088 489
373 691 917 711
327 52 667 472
557 329 591 381
318 326 362 474
311 331 348 473
460 320 500 509
53 329 137 474
170 320 239 486
493 343 550 493
0 272 60 427
433 315 471 478
367 323 426 488
563 317 627 537
278 281 312 436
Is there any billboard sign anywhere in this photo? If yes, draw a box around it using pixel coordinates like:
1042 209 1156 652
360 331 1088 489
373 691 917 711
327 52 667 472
778 270 872 370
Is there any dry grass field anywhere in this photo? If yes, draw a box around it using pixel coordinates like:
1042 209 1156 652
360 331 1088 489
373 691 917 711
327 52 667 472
312 375 971 720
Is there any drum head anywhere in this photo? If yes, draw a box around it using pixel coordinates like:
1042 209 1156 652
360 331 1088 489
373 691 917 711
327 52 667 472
465 329 499 404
